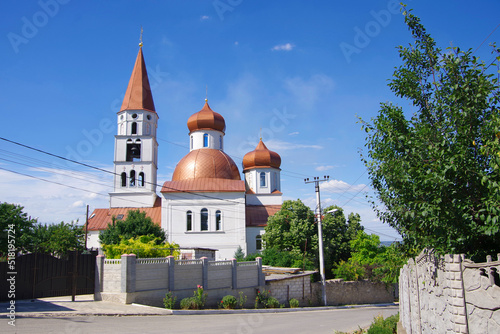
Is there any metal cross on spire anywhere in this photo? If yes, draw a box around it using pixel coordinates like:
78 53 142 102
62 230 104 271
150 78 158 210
139 26 143 47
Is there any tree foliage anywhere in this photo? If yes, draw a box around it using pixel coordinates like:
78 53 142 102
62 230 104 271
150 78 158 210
333 231 408 284
262 199 363 277
99 210 166 245
360 7 500 259
102 235 180 259
27 222 85 257
0 202 37 254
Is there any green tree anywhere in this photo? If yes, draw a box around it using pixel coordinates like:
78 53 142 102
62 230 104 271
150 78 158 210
262 199 363 277
27 222 85 257
102 235 179 259
0 203 37 255
360 7 500 259
99 210 166 245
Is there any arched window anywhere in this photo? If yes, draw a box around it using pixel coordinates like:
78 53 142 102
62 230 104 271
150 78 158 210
121 172 127 187
219 135 222 150
186 211 192 231
201 208 208 231
131 122 137 135
190 135 193 150
256 235 262 251
138 172 145 187
260 172 266 187
215 210 222 231
203 133 209 147
130 170 136 187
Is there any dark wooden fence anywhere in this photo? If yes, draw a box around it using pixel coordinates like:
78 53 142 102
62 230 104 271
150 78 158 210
0 251 97 301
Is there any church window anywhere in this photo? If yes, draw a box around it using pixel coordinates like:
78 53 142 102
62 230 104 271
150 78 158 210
215 210 222 231
186 211 192 231
121 172 126 187
190 136 193 150
256 235 262 251
260 172 267 187
130 170 136 187
219 135 222 150
126 143 141 162
201 208 208 231
131 122 137 135
147 114 151 120
138 172 145 187
203 134 209 147
132 113 138 119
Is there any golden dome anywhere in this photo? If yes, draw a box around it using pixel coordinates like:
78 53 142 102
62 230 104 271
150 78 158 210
242 139 281 171
172 148 241 181
187 101 226 133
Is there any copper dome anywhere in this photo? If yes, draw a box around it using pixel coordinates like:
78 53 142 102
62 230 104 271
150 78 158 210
243 139 281 171
172 149 241 181
187 101 226 133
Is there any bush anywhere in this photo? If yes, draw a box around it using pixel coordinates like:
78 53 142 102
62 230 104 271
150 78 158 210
102 235 180 259
238 291 247 308
180 297 199 310
266 296 280 308
163 292 177 309
289 298 299 308
367 314 399 334
255 290 271 309
220 295 237 309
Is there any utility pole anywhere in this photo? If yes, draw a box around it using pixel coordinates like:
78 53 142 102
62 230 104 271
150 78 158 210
304 175 329 306
84 205 89 250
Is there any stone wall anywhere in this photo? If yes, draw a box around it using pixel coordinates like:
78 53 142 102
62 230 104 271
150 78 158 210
95 255 265 307
399 249 500 334
266 273 313 306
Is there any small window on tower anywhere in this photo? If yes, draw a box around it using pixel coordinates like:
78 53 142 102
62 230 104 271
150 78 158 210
130 170 136 187
203 134 209 147
256 235 262 251
190 136 193 150
121 172 127 187
260 172 267 187
131 122 137 135
219 135 222 150
216 210 222 231
138 172 145 187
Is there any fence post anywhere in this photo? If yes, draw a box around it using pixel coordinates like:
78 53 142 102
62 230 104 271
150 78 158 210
201 257 209 289
94 255 105 301
256 257 265 287
167 256 175 291
231 258 238 289
121 254 136 294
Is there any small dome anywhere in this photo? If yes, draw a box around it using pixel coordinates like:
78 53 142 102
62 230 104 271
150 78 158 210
187 101 226 133
172 149 241 181
243 139 281 171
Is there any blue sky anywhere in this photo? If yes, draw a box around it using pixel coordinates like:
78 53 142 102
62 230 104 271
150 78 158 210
1 0 499 241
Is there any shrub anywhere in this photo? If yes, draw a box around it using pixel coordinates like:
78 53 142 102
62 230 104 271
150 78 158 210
238 291 247 308
180 297 198 310
255 290 271 308
220 295 237 309
163 292 177 309
289 298 299 308
193 285 207 309
367 314 399 334
266 296 280 308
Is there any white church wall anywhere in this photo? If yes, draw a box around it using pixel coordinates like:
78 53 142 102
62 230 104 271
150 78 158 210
245 226 265 256
162 191 246 260
246 193 283 206
190 129 223 151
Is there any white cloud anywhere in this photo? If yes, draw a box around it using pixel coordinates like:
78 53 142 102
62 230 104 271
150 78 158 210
315 165 335 171
288 131 299 136
265 139 323 151
200 15 210 20
272 43 295 51
72 200 84 208
320 179 366 194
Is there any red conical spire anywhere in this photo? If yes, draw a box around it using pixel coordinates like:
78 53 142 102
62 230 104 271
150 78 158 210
120 47 156 113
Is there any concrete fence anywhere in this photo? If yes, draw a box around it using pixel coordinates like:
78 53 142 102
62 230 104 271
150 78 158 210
95 254 265 307
399 249 500 334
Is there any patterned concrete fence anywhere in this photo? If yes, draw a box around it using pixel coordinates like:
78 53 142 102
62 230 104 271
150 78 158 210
399 249 500 334
95 254 265 307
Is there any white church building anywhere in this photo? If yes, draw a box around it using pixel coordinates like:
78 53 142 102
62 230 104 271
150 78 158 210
87 46 283 259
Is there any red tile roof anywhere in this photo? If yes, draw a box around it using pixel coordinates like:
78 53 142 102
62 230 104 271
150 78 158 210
87 197 161 231
120 47 156 113
161 178 245 193
245 205 282 227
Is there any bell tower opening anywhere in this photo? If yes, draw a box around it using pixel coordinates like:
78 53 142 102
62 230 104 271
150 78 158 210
126 142 141 161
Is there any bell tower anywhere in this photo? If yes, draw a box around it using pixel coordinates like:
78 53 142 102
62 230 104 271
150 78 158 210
109 45 159 208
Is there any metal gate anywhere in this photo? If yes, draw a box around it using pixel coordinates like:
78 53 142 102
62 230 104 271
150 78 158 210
0 251 97 301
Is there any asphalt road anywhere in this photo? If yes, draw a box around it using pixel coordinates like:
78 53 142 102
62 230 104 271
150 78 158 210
2 306 398 334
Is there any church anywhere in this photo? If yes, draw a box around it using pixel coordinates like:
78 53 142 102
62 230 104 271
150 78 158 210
87 45 283 259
